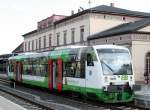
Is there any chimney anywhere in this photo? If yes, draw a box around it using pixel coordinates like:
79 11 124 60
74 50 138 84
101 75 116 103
110 3 115 7
71 10 74 15
78 9 81 13
80 7 84 11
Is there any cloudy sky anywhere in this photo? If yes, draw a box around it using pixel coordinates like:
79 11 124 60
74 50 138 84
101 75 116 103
0 0 150 54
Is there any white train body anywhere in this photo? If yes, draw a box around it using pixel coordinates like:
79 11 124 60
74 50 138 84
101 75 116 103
8 45 134 103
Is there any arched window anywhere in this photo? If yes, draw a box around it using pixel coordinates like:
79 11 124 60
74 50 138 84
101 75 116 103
145 52 150 74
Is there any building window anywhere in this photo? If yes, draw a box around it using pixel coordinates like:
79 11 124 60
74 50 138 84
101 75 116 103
123 17 126 21
57 33 60 46
49 34 52 47
104 15 106 19
120 37 122 40
28 41 30 51
80 26 84 42
71 28 75 44
36 39 38 50
39 37 41 49
43 36 46 48
24 42 27 52
63 30 67 45
145 52 150 74
32 40 34 51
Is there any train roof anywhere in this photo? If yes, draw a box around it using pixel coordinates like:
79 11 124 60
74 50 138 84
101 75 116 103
93 45 129 50
9 45 129 60
55 45 87 50
9 52 39 60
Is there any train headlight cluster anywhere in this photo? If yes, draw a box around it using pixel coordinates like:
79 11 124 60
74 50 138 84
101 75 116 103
130 76 132 81
102 86 107 91
104 76 108 82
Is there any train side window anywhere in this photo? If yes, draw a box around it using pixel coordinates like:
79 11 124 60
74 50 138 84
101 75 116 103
23 65 32 75
87 53 94 66
80 61 85 78
44 64 48 77
75 62 81 78
9 61 14 72
64 61 85 78
56 63 59 77
64 62 75 77
23 58 32 75
37 57 48 77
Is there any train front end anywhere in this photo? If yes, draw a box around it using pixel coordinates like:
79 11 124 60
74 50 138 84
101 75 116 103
95 45 134 103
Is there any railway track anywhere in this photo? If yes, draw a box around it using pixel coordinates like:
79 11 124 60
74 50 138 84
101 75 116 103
0 77 10 84
0 78 53 110
0 91 48 110
0 77 147 110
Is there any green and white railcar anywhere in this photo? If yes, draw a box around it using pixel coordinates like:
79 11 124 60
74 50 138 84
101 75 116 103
8 45 134 103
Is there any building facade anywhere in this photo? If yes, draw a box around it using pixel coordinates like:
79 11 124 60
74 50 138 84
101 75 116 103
22 4 150 83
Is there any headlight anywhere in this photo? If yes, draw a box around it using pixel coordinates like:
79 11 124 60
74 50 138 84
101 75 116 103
130 76 132 81
104 76 108 82
102 86 107 91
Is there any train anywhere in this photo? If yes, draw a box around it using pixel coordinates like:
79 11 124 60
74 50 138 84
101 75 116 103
8 45 134 103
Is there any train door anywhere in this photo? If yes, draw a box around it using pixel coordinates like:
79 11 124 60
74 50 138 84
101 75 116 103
48 60 53 90
48 58 63 92
53 61 57 89
85 53 95 88
56 58 63 92
15 62 22 82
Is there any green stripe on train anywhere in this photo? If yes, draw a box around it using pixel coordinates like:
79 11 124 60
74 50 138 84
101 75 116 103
22 77 48 88
9 76 133 103
62 84 134 103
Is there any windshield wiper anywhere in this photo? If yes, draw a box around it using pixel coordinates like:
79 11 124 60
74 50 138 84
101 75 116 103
101 60 114 73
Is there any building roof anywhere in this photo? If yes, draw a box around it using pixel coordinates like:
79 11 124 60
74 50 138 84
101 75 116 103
22 30 37 37
23 5 150 37
90 5 150 17
88 18 150 40
55 5 150 24
12 42 24 53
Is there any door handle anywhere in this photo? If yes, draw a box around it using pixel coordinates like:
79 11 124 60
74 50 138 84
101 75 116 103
89 70 92 76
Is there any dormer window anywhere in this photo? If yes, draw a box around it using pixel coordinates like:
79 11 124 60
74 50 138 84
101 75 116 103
104 15 106 19
120 37 122 40
123 17 126 21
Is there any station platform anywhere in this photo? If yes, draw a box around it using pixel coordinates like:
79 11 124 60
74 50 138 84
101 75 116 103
0 96 26 110
0 73 8 79
134 84 150 109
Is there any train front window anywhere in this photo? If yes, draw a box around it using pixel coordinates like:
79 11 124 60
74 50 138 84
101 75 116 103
97 49 132 75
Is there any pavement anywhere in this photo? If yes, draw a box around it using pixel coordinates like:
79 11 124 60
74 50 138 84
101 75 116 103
0 96 26 110
134 84 150 109
0 73 7 79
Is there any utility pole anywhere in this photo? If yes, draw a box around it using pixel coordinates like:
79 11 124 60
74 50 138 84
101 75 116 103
88 0 91 46
88 0 91 9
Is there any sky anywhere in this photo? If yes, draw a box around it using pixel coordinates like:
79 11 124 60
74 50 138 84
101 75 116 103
0 0 150 54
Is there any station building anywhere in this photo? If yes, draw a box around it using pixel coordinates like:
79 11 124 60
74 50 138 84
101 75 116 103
22 3 150 83
0 43 22 74
0 54 16 74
